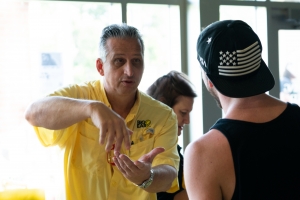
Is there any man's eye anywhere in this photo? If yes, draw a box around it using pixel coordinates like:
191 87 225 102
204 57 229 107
115 58 124 65
133 59 141 63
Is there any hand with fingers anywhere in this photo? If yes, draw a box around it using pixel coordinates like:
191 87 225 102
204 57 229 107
113 147 165 186
89 102 133 153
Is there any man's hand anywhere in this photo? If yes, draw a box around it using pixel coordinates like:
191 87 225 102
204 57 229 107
113 147 165 185
89 102 132 153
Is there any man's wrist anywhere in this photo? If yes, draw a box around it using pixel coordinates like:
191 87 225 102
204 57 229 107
134 169 154 189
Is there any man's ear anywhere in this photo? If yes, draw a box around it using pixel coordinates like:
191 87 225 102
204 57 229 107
207 79 214 89
96 58 104 76
201 68 214 89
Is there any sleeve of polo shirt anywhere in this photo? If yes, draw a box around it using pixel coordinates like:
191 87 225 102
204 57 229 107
34 124 78 148
151 110 180 192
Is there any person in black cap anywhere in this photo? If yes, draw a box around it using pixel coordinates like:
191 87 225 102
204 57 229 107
184 20 300 200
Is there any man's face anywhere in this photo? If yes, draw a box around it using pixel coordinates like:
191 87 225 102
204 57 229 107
98 37 144 96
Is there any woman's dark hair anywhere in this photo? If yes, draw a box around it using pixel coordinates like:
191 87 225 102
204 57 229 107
147 70 197 107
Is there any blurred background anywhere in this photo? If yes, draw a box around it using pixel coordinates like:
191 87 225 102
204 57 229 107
0 0 300 199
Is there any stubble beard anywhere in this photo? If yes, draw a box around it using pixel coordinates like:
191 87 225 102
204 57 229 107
208 88 222 109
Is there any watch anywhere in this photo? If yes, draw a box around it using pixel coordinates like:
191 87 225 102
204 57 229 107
136 169 154 189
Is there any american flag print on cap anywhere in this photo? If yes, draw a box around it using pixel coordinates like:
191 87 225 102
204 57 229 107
196 20 275 97
218 41 261 77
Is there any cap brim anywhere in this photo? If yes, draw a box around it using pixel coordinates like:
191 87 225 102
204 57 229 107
207 60 275 98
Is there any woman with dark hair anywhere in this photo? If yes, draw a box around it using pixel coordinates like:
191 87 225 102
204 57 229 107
147 70 197 200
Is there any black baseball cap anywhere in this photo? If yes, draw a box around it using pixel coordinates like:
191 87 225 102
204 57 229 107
197 20 275 98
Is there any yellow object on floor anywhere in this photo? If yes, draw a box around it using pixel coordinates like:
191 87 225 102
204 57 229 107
0 189 45 200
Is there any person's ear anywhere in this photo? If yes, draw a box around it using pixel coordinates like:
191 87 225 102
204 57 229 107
96 58 104 76
201 70 214 89
207 79 214 89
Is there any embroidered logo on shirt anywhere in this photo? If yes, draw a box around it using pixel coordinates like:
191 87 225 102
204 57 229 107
137 120 151 128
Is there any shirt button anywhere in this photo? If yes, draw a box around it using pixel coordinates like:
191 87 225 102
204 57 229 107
111 181 117 187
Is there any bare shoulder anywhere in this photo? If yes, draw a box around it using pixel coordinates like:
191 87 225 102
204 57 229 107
184 129 235 200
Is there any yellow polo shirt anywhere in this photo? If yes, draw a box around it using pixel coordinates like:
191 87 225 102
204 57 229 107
34 80 179 200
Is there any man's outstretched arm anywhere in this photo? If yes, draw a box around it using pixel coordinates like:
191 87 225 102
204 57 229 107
25 96 132 152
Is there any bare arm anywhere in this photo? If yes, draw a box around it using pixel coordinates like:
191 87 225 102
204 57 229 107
184 139 222 200
25 96 92 129
114 147 177 193
184 130 235 200
25 96 131 152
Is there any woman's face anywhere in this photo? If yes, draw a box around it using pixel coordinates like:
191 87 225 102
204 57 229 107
172 95 194 136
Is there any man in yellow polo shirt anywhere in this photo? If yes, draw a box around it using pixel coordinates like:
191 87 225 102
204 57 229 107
25 23 179 200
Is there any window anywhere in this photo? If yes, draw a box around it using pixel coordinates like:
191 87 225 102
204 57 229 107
127 3 181 92
0 1 186 198
1 1 122 197
220 5 268 63
278 30 300 104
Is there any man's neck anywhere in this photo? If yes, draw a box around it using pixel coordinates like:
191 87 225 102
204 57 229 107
106 91 137 119
222 94 286 123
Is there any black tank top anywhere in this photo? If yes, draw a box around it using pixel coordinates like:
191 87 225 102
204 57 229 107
211 103 300 200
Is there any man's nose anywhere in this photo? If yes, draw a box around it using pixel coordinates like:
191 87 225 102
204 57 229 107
124 62 134 76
